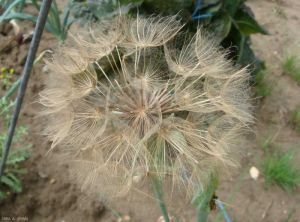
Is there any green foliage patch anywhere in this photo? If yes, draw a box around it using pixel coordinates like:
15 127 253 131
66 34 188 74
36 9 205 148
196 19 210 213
289 107 300 132
255 69 272 98
0 0 76 41
282 55 300 84
0 98 31 200
0 0 268 75
0 67 15 90
261 140 300 191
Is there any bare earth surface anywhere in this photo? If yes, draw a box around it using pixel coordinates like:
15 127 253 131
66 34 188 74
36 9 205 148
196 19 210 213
0 0 299 221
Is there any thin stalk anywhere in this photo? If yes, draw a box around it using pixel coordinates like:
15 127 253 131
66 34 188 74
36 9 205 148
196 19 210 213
192 175 218 222
106 205 122 220
237 35 246 64
215 199 232 222
196 203 209 222
0 0 53 179
213 166 250 222
151 176 170 222
2 78 21 101
0 0 24 22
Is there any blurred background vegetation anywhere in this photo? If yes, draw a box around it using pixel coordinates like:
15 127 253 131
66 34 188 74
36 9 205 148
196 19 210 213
0 0 268 75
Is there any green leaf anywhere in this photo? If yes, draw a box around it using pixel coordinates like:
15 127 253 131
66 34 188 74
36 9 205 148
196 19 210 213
236 34 264 80
49 1 62 34
13 126 27 141
224 0 244 16
61 4 76 41
62 5 71 31
7 149 30 165
143 0 192 14
30 0 40 11
201 0 222 14
1 174 22 193
120 0 144 4
10 168 28 175
208 12 232 43
0 190 6 200
1 12 37 23
0 0 26 22
45 21 60 37
17 0 26 12
235 9 268 35
8 173 22 192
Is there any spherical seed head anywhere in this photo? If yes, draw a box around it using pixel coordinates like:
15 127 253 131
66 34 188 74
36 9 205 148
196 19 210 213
40 15 252 202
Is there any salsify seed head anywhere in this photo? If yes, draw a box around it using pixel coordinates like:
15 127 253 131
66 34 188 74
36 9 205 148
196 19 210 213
40 15 252 200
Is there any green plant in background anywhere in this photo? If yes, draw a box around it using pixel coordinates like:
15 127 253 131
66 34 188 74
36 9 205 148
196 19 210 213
289 107 300 132
71 0 268 76
255 69 272 98
0 67 15 90
1 0 267 73
0 0 76 42
70 0 142 24
146 0 268 75
282 54 300 84
261 142 300 192
261 134 273 152
0 98 31 200
0 1 30 25
0 0 26 15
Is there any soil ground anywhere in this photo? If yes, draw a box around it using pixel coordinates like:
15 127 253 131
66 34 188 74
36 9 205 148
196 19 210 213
0 0 299 221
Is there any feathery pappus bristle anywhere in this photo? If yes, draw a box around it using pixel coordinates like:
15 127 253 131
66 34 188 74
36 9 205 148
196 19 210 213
39 14 252 202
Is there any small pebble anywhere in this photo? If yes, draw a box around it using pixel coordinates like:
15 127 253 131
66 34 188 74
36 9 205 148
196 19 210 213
157 215 174 222
38 171 48 179
123 215 131 221
249 166 260 180
50 178 56 184
133 174 143 184
42 64 49 74
118 217 131 222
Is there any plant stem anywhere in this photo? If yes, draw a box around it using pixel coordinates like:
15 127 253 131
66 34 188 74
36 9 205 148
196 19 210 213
192 175 218 222
151 176 170 222
215 199 232 222
2 78 21 101
237 35 246 64
196 203 209 222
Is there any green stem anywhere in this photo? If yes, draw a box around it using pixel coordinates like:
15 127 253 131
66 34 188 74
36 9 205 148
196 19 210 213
193 175 218 222
106 205 122 219
151 176 170 222
196 204 209 222
237 35 246 64
2 78 21 101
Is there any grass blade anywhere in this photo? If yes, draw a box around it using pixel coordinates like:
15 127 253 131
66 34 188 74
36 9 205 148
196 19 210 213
0 0 26 22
